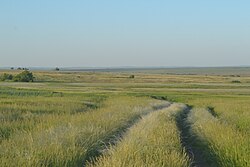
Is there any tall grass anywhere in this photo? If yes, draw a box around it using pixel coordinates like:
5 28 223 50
180 96 250 133
89 103 191 167
0 95 102 141
205 98 250 133
0 96 167 166
188 108 250 166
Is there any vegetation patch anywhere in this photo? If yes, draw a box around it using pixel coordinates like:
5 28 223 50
231 80 241 83
0 70 34 82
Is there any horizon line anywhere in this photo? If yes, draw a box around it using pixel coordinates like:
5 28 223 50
1 65 250 70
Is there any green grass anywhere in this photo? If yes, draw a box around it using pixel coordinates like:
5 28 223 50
196 98 250 133
0 88 104 142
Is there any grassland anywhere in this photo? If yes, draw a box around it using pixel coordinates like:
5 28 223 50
1 68 250 166
0 93 168 166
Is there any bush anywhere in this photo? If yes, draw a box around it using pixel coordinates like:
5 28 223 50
13 70 34 82
231 80 241 83
0 73 13 81
129 75 135 79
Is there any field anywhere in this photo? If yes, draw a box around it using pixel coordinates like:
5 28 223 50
1 67 250 167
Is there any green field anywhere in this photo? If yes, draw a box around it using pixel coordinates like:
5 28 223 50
1 68 250 167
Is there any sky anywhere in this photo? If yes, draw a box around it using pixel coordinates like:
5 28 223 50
0 0 250 67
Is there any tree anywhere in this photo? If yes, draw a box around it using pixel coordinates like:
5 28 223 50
13 70 34 82
55 67 60 71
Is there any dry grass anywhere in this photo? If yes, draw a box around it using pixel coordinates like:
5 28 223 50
1 69 250 166
188 108 250 166
0 96 167 166
89 103 191 167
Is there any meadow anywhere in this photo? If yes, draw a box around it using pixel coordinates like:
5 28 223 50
0 67 250 166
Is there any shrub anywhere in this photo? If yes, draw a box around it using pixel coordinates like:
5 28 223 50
0 73 13 81
13 70 34 82
231 80 241 83
129 75 135 78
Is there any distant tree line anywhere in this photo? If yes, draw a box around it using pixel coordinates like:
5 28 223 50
10 67 30 70
0 70 34 82
10 67 60 71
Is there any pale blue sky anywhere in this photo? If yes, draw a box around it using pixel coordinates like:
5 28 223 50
0 0 250 67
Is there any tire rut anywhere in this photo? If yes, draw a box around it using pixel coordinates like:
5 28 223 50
83 102 171 166
175 106 210 167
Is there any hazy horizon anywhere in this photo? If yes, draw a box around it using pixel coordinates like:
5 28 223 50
1 1 250 67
